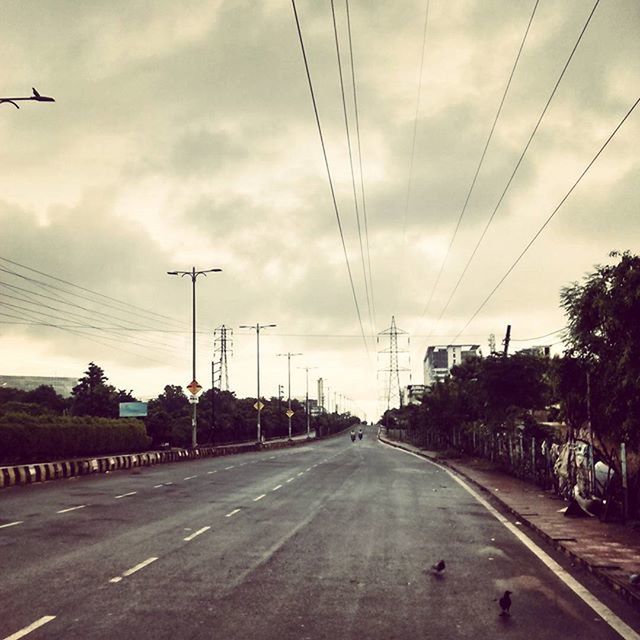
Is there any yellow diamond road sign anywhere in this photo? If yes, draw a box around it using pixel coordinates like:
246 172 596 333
186 380 202 396
254 401 265 411
286 409 294 418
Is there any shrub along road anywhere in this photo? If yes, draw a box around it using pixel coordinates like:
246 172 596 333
1 426 639 639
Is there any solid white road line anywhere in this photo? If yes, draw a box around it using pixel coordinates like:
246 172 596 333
56 505 86 514
253 494 266 502
109 557 158 584
382 440 640 640
184 526 211 542
3 615 56 640
272 484 282 492
114 491 137 499
225 508 241 518
0 521 23 529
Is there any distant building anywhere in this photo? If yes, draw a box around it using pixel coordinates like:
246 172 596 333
0 375 79 397
516 345 551 358
403 384 426 406
423 345 481 386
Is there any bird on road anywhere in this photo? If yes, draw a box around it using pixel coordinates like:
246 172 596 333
430 559 446 574
498 590 512 616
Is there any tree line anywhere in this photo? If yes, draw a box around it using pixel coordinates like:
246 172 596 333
384 251 639 514
0 362 358 461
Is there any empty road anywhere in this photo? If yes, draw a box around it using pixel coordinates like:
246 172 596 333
1 427 639 639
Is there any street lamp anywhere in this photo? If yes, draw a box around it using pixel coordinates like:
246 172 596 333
168 266 221 448
240 323 276 443
299 365 317 439
277 352 302 440
0 87 55 109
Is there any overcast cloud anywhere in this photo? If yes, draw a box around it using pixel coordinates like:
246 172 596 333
0 0 638 419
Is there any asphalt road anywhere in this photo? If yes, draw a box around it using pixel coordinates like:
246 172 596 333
1 426 639 639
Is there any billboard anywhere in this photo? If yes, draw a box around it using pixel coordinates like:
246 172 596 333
119 402 148 418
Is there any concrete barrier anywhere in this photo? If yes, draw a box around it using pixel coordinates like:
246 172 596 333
0 436 314 489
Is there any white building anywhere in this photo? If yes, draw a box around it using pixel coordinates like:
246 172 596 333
423 345 482 387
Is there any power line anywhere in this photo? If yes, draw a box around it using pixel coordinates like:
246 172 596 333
290 0 369 357
0 255 186 329
345 0 376 331
401 0 431 241
511 327 565 342
330 0 373 335
432 0 601 330
449 94 639 345
421 0 540 319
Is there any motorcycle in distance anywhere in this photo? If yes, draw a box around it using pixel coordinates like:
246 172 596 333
350 430 356 442
358 429 363 440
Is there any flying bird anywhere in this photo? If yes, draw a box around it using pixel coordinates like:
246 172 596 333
498 590 512 616
430 559 446 574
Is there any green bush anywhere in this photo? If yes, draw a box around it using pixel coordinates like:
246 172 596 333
0 413 152 463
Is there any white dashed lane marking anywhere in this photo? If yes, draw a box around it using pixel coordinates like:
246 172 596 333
0 521 23 529
114 491 137 499
3 615 56 639
184 476 197 480
286 478 294 483
225 508 241 518
109 557 158 584
184 526 211 542
272 484 282 492
56 505 86 514
224 466 234 470
253 494 266 502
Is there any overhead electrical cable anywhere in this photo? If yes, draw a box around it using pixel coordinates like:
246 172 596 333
345 0 376 330
0 255 187 329
421 0 540 319
290 0 369 356
511 328 565 342
448 94 639 345
432 0 601 331
0 279 184 355
401 0 431 240
330 0 374 336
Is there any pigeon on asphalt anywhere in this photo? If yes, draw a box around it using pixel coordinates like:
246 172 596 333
498 590 512 616
430 559 446 574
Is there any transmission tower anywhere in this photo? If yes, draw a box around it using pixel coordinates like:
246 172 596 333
377 316 410 410
213 325 233 390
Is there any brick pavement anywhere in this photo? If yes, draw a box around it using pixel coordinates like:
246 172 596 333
379 433 640 609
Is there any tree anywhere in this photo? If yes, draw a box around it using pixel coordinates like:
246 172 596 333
560 251 640 451
70 362 119 418
145 385 190 446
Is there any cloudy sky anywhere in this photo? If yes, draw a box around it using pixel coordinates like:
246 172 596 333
0 0 638 420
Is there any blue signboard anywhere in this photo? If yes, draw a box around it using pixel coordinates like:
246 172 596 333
119 402 148 418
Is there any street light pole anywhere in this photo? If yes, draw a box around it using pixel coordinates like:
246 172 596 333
168 266 221 449
277 352 302 439
240 323 276 443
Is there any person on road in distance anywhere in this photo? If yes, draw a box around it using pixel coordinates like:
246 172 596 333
358 428 363 440
351 429 356 442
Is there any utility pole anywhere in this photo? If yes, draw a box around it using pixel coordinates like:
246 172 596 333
278 384 284 435
299 366 317 439
377 316 410 411
502 324 511 357
240 323 276 443
277 352 302 439
167 266 222 449
488 332 496 354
